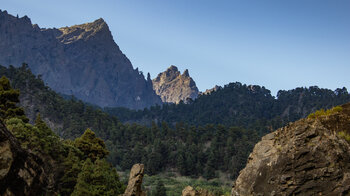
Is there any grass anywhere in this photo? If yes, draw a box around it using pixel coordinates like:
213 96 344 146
307 106 343 119
119 170 232 196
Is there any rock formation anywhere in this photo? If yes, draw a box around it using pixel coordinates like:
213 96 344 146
0 122 56 195
232 103 350 195
200 85 220 96
182 186 214 196
0 10 161 109
152 65 199 103
124 163 146 196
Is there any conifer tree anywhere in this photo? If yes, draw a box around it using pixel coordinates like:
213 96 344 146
74 128 109 161
0 76 28 123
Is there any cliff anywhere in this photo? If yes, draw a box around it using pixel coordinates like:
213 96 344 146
152 65 199 103
232 104 350 195
0 10 161 109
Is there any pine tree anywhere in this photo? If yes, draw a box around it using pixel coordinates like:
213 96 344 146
0 76 28 123
72 158 94 196
74 128 109 161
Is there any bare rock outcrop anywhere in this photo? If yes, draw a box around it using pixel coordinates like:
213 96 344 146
124 164 146 196
0 10 161 109
0 122 56 195
152 65 199 103
182 186 214 196
232 103 350 195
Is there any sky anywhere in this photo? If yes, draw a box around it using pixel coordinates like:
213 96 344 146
1 0 349 95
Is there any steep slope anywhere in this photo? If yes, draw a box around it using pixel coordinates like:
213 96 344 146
0 122 56 195
152 65 199 103
232 104 350 195
0 10 161 109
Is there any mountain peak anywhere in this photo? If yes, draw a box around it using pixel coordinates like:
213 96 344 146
152 66 199 103
166 65 179 72
182 69 189 77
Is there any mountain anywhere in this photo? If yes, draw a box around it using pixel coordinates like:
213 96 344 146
0 10 161 109
152 65 199 103
232 104 350 195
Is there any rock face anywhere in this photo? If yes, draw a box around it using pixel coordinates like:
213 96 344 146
152 65 199 103
0 122 56 195
124 164 146 196
0 10 161 109
182 186 214 196
232 103 350 195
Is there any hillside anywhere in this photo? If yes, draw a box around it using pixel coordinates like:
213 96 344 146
0 76 125 195
107 83 350 130
0 10 161 109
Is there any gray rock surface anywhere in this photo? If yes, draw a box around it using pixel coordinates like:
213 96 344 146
0 10 161 109
232 103 350 195
152 65 199 103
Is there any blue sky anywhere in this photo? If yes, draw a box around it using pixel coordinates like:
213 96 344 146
1 0 349 95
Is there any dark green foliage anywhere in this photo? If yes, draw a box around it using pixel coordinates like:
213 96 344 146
106 84 350 131
74 128 109 161
2 64 350 181
0 75 28 122
72 158 125 196
154 180 167 196
0 74 125 195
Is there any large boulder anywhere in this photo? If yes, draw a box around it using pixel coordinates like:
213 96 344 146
232 103 350 195
124 163 146 196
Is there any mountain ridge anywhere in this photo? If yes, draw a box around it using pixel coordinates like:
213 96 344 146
0 10 161 109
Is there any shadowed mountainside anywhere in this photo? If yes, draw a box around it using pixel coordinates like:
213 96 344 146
0 10 161 109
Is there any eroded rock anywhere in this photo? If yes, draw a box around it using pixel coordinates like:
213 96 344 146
153 65 199 103
124 163 146 196
232 103 350 195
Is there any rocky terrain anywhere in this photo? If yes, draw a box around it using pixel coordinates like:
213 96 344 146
152 65 199 103
0 10 161 109
0 122 56 195
231 104 350 195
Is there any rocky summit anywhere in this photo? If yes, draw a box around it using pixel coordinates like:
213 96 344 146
152 65 199 103
231 103 350 195
0 10 161 109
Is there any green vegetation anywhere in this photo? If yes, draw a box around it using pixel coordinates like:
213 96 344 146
0 76 125 196
106 85 350 130
1 64 350 195
308 106 343 119
338 131 350 142
141 173 231 196
0 64 260 179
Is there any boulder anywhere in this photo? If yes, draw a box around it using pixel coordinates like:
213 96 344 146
232 103 350 195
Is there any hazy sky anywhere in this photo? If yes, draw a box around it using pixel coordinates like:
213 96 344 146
1 0 349 95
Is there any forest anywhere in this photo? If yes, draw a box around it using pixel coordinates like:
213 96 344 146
1 64 350 195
